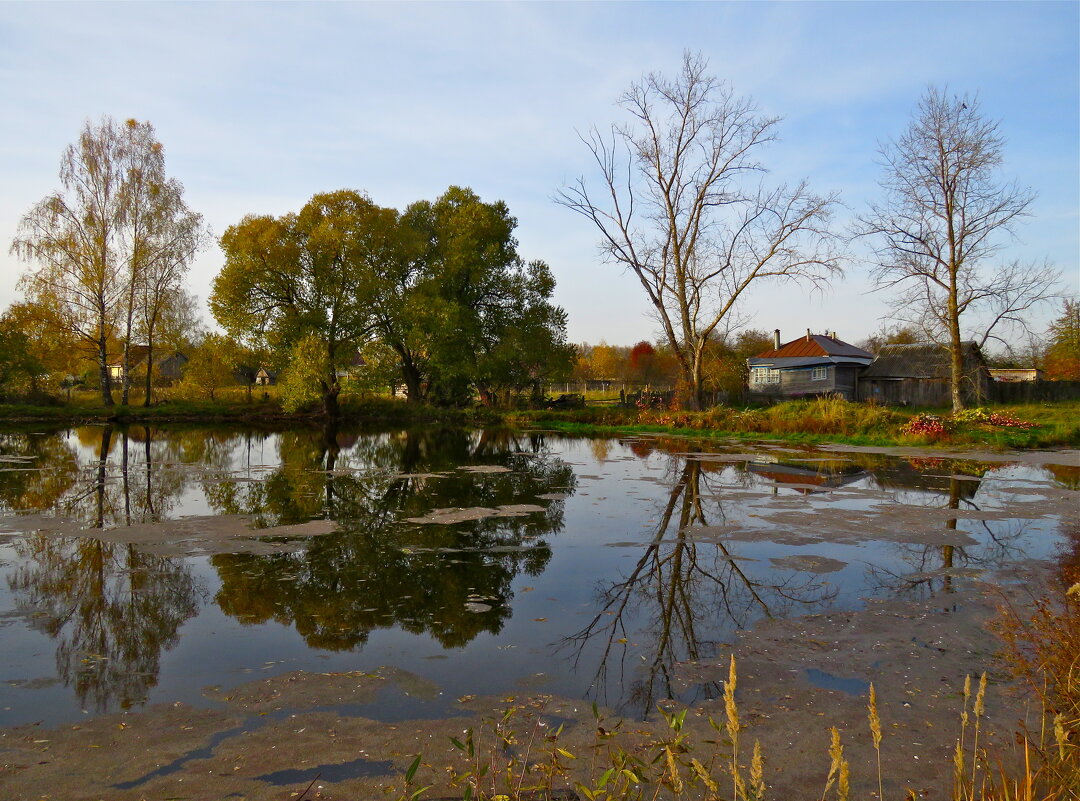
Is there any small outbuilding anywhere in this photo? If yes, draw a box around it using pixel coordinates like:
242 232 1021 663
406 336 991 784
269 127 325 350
857 342 991 406
747 329 874 401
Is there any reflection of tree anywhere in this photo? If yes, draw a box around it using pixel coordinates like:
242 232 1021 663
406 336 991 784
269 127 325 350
211 426 576 650
866 466 1033 599
0 429 80 512
7 536 200 711
4 425 204 712
563 458 836 717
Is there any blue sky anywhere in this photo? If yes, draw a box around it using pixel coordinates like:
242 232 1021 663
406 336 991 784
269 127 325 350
2 1 1076 348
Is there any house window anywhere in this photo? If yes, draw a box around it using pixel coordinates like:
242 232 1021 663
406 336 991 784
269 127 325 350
811 366 828 381
752 368 781 384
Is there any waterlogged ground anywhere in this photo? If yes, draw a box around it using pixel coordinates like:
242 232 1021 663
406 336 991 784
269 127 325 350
0 424 1076 799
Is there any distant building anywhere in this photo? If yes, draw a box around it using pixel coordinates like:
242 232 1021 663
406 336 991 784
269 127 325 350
255 367 278 386
747 330 874 401
108 347 187 386
107 346 151 383
989 367 1044 383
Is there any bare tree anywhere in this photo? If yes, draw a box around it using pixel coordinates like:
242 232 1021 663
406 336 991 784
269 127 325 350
859 87 1061 411
557 52 841 408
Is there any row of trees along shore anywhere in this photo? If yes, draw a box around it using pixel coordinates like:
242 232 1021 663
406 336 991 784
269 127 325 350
6 53 1074 413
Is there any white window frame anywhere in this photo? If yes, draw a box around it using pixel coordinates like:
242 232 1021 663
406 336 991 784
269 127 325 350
811 366 828 381
752 367 781 384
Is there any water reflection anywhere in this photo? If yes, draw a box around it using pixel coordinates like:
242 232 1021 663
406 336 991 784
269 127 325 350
564 457 838 717
0 425 1073 724
0 430 80 511
210 428 576 649
8 537 199 711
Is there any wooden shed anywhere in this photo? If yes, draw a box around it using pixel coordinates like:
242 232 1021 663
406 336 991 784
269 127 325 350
857 342 991 406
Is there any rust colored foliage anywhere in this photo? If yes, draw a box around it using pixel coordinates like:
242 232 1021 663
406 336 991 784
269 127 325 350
993 519 1080 797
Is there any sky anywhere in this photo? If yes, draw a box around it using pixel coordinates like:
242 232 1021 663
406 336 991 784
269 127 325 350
1 1 1077 350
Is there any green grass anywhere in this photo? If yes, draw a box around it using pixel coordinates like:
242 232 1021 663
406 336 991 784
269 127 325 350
511 398 1080 449
0 392 1076 449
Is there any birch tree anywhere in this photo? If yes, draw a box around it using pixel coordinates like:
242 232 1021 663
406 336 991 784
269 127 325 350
11 117 206 406
859 87 1061 411
12 119 128 404
557 52 841 408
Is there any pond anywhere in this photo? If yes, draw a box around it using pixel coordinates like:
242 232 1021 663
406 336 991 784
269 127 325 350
0 424 1076 728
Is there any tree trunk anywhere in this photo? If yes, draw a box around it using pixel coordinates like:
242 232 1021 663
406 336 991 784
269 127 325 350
143 343 154 407
401 359 424 404
948 287 965 412
323 383 341 418
98 333 114 407
121 341 131 405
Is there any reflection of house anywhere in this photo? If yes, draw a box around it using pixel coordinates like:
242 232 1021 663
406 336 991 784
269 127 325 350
748 330 874 401
858 342 991 406
747 460 871 494
989 368 1043 383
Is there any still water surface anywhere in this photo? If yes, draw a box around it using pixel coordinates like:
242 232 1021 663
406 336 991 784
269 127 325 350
0 425 1074 726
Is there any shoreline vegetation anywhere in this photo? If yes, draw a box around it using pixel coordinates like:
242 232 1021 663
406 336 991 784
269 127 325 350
0 394 1076 450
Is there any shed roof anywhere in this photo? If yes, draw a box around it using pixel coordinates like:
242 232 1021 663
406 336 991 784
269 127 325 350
860 342 987 379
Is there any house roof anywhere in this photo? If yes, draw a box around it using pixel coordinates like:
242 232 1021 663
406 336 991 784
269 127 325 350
106 345 151 368
860 342 987 380
748 334 873 367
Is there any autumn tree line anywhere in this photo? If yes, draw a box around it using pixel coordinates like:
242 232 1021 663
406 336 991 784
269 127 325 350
3 57 1079 414
2 118 577 415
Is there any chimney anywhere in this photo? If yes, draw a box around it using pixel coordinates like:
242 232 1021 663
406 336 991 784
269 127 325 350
773 329 780 350
806 328 812 342
830 331 837 340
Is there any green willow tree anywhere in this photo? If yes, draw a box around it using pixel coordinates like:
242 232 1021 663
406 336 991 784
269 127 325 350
214 185 571 410
387 186 573 405
212 190 401 417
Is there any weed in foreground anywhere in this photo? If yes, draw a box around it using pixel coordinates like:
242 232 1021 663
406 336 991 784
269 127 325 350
389 641 1075 801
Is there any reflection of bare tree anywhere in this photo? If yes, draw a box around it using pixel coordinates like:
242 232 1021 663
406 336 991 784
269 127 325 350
867 471 1032 599
563 457 836 717
7 537 200 711
4 425 204 713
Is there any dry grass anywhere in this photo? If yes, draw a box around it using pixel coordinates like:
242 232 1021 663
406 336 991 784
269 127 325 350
990 521 1080 800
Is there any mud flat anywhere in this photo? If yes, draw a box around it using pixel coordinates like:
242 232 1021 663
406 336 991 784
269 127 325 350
0 566 1055 801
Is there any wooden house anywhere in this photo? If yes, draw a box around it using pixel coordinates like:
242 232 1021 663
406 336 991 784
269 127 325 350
747 330 873 401
857 342 991 406
108 347 187 386
107 346 151 384
254 366 278 386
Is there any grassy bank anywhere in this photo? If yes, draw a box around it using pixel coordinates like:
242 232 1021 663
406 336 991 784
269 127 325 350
0 392 502 428
511 398 1080 449
0 393 1076 449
